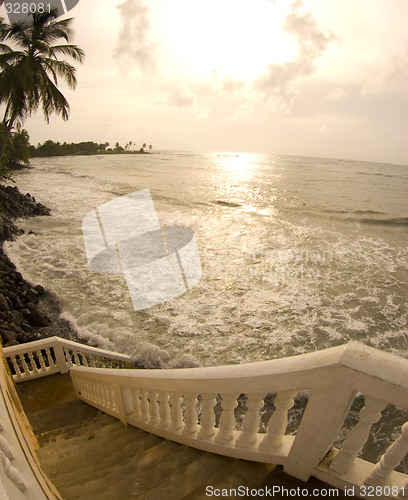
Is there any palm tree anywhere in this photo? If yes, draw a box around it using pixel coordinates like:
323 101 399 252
0 8 85 163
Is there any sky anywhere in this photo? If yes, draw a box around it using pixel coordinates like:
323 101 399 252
1 0 408 165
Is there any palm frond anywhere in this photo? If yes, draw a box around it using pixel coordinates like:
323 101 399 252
49 44 85 63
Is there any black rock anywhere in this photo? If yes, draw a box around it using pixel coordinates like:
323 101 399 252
21 322 34 333
26 288 39 304
28 309 49 326
4 339 20 347
34 284 46 296
0 292 9 311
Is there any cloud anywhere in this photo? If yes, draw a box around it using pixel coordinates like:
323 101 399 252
326 87 349 100
168 85 197 108
113 0 159 73
226 102 255 121
254 0 338 113
222 76 245 94
362 48 408 98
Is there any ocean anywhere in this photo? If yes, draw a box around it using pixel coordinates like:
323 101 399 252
5 151 408 470
5 151 408 368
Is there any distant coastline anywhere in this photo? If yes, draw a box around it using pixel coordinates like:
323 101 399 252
29 140 153 158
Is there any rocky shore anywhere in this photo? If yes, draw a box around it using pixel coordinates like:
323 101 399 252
0 183 79 347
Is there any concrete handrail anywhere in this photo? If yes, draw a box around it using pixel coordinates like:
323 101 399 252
70 342 408 498
3 337 132 382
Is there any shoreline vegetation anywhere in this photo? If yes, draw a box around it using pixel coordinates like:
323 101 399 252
29 140 153 158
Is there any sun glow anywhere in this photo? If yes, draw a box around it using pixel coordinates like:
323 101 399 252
153 0 296 81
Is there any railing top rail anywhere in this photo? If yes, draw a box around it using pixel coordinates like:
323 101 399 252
69 342 408 405
3 336 132 363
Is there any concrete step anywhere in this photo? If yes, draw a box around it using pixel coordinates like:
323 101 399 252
181 459 275 500
36 408 120 447
60 441 206 500
37 419 138 464
39 433 162 487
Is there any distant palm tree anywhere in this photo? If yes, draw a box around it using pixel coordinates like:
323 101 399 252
0 8 85 163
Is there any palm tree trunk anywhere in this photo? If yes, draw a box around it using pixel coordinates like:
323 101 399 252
0 116 15 164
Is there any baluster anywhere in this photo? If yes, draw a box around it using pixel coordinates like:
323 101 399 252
61 347 69 366
198 393 217 441
45 348 56 368
109 386 116 411
37 351 47 371
131 388 141 419
10 356 21 379
169 392 184 433
88 355 96 367
260 390 297 451
148 390 160 425
80 379 87 399
400 477 408 499
329 396 388 474
19 354 30 376
88 381 96 401
82 354 89 367
104 384 111 408
0 453 27 492
96 356 102 368
121 387 133 415
27 352 39 373
72 350 81 366
158 391 171 428
139 390 150 422
236 393 266 449
366 422 408 485
96 382 103 405
92 381 99 403
215 393 239 445
182 393 199 436
0 436 14 459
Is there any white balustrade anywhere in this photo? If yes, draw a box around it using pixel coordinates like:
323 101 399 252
0 436 14 460
260 390 297 451
215 393 240 445
198 393 217 441
0 452 27 492
3 336 132 381
148 390 160 425
329 396 388 474
68 341 408 495
366 422 408 486
158 391 171 429
139 389 150 422
169 392 184 433
236 393 266 449
182 393 199 436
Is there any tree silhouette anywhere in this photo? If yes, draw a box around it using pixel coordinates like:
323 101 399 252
0 9 84 163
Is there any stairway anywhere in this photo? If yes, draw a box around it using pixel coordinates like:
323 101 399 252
16 373 275 500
